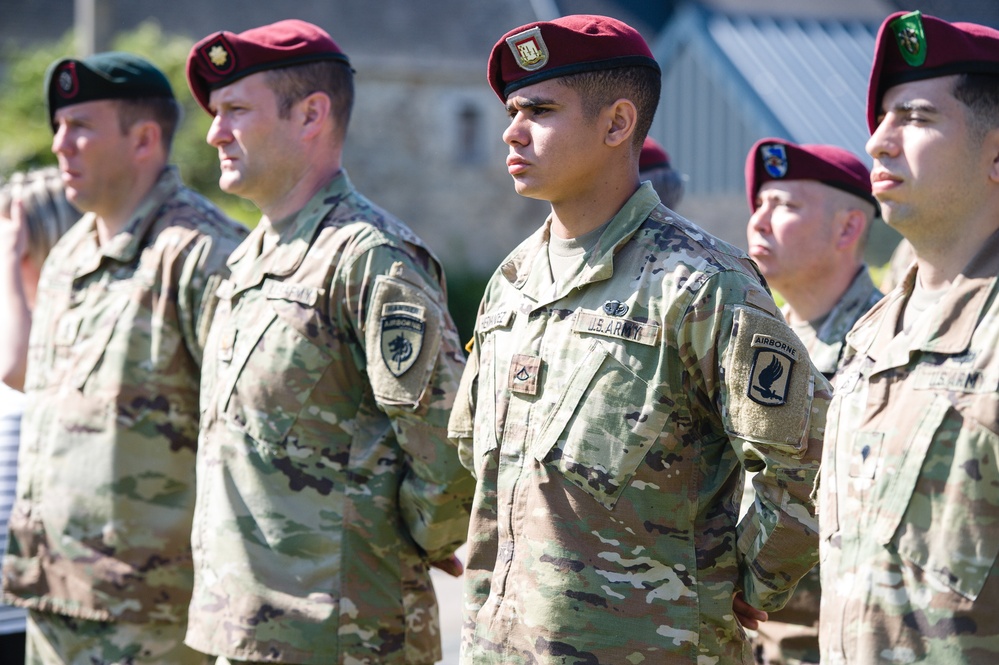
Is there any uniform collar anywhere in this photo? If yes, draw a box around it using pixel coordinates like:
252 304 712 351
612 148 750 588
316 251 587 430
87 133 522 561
226 169 353 289
849 228 999 365
500 182 660 306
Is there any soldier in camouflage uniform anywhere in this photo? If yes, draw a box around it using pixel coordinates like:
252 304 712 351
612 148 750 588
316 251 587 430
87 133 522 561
184 20 474 665
1 53 247 664
820 11 999 664
447 15 832 664
743 140 883 665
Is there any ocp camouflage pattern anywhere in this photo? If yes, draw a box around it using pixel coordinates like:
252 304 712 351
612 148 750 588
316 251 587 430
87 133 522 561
820 231 999 664
185 171 474 665
3 167 247 624
449 183 831 664
753 266 883 665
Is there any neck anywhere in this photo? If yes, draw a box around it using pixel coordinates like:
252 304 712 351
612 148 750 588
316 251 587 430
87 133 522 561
93 164 165 244
260 162 341 221
549 177 639 239
778 263 861 325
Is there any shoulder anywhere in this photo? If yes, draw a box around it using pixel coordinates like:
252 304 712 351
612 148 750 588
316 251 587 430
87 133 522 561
153 186 248 243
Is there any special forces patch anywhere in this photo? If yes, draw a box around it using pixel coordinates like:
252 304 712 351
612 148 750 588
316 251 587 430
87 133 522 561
747 334 796 406
892 11 926 67
760 143 788 179
507 27 549 71
380 302 426 377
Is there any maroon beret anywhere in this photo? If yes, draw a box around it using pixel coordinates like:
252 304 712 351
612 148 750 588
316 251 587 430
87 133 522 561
488 14 660 101
639 137 670 172
186 19 350 113
745 138 877 212
868 11 999 132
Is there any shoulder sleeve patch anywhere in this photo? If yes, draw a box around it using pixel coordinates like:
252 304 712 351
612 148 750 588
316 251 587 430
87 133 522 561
724 305 813 451
365 273 443 406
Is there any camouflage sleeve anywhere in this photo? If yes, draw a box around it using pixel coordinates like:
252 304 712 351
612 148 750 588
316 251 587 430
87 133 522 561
344 241 475 561
176 228 245 365
679 269 830 612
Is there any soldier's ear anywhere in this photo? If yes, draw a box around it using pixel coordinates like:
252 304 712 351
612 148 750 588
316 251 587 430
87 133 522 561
987 127 999 184
836 208 867 251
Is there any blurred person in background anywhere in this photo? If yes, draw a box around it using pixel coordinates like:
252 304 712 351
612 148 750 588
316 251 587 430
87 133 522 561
639 136 685 209
0 166 80 665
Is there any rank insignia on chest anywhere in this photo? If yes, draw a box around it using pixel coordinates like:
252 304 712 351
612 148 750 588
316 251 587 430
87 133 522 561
747 334 796 406
508 353 542 395
380 302 426 377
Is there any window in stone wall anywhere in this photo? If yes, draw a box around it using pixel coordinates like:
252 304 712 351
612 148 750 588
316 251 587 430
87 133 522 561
458 103 483 164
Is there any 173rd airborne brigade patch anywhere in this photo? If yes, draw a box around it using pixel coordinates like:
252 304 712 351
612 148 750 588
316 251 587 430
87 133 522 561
725 304 812 451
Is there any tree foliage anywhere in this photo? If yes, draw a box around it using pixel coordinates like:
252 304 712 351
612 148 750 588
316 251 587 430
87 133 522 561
0 21 260 225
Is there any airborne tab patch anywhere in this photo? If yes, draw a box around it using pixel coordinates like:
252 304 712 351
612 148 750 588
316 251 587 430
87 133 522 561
748 334 796 406
380 302 426 377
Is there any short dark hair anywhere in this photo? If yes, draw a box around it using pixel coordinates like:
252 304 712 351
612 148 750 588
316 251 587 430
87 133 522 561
558 65 661 148
265 60 354 142
116 96 182 151
953 73 999 138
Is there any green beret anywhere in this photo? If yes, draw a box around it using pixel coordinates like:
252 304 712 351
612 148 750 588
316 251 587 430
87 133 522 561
45 51 174 129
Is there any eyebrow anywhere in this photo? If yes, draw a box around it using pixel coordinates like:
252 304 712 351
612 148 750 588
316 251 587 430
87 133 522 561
889 100 938 115
505 95 559 114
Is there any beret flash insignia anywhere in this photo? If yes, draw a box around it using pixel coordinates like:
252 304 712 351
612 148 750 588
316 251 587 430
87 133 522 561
507 27 549 72
892 11 927 67
56 62 79 99
760 143 788 179
200 36 236 75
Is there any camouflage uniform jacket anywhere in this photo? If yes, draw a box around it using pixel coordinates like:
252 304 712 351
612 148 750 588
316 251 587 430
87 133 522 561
819 230 999 665
2 166 246 623
755 267 883 663
448 183 832 664
794 267 884 378
186 171 474 665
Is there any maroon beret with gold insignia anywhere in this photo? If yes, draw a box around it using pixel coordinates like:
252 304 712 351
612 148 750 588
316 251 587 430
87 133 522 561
487 14 660 101
745 138 877 212
868 11 999 132
639 137 670 172
186 19 350 113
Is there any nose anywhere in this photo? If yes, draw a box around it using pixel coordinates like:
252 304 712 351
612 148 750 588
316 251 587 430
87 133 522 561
206 113 230 148
866 116 897 161
748 205 772 235
51 122 71 156
503 111 527 147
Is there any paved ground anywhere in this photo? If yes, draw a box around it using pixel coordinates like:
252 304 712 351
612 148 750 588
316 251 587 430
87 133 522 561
430 544 466 665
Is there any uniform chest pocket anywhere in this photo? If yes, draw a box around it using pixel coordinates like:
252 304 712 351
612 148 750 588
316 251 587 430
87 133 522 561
223 297 333 447
532 341 672 509
874 393 999 601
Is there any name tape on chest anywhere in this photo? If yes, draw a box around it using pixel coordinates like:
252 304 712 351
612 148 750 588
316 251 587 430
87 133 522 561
380 302 426 377
477 309 514 333
264 279 321 307
748 334 797 406
573 310 660 346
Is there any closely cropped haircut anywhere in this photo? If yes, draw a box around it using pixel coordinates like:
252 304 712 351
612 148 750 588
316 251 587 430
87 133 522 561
0 167 81 265
953 73 999 139
558 66 661 149
116 96 182 152
265 60 355 142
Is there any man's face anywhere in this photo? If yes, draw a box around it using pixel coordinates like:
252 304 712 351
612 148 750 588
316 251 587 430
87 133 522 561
206 72 300 208
51 100 134 217
747 180 841 289
501 79 607 205
866 75 986 234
